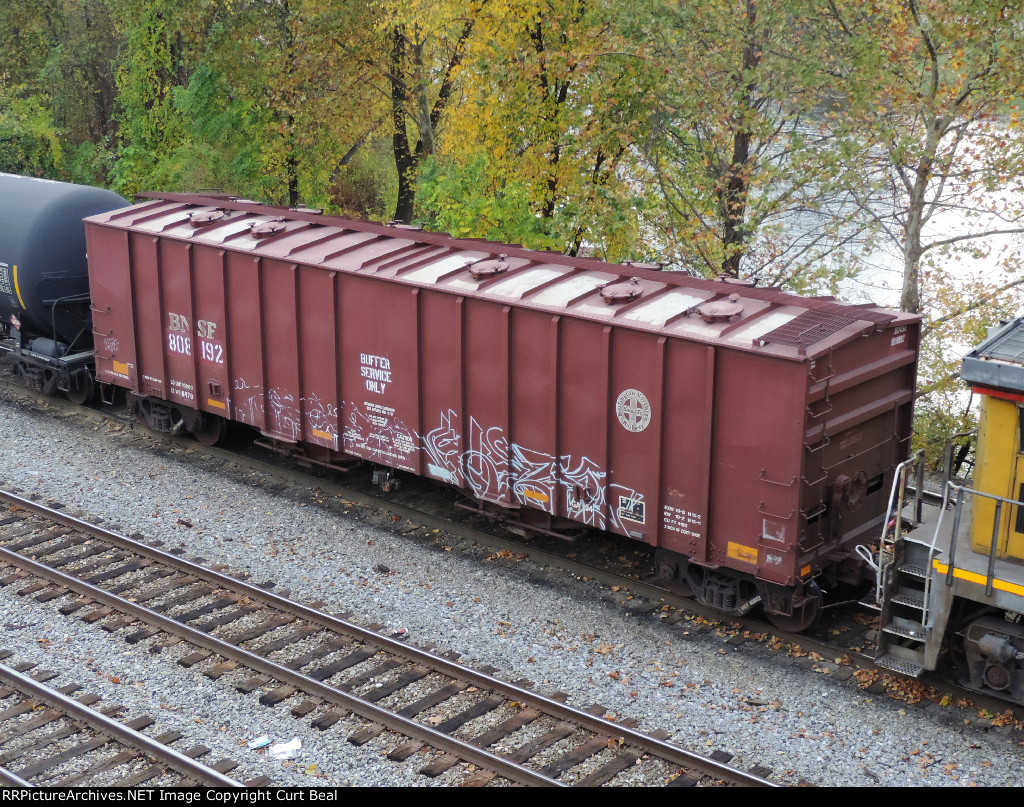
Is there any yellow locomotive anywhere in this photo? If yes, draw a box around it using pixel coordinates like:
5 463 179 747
870 316 1024 702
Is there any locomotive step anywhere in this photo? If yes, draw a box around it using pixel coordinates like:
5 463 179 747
875 654 925 678
890 591 925 610
881 615 927 641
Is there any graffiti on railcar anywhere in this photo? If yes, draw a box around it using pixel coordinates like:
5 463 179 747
306 392 339 448
417 410 643 532
421 409 461 485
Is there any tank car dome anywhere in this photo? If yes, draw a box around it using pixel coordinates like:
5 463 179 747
0 173 127 343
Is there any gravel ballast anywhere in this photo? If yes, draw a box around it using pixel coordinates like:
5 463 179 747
1 385 1023 787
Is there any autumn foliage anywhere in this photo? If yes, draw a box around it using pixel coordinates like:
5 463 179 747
3 0 1023 462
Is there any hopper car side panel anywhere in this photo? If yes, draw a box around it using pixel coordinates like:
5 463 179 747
260 258 302 442
509 307 560 517
462 298 513 508
708 351 808 586
296 265 340 453
88 226 138 390
226 252 266 432
657 339 714 560
192 246 230 418
339 275 419 472
128 235 164 399
418 291 466 487
555 316 616 532
158 239 198 409
607 326 667 542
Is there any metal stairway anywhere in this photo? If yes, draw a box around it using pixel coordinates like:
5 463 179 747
874 534 933 676
859 451 944 677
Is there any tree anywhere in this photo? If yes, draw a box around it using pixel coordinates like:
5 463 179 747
416 0 655 258
640 0 868 287
828 0 1024 314
378 0 483 223
105 0 206 196
0 0 119 183
827 0 1024 466
107 0 382 206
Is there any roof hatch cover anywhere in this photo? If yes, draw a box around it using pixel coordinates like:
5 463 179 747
469 255 510 279
697 294 744 322
189 209 228 227
601 277 643 304
250 217 287 238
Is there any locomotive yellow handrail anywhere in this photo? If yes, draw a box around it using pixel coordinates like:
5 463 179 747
939 482 1024 597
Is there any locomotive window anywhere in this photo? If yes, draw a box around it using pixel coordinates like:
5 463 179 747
1017 484 1024 535
1019 406 1024 453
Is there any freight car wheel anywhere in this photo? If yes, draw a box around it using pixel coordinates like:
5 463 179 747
765 582 822 633
656 553 695 598
66 373 94 405
193 415 227 446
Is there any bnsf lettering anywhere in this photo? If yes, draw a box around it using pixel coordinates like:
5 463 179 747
168 312 189 333
197 319 218 338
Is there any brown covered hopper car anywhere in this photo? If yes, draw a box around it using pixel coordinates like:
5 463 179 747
85 193 920 631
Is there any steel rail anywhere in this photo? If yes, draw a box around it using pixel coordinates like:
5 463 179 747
0 489 771 787
4 382 1023 736
0 766 34 787
0 381 877 668
0 660 242 787
0 543 560 787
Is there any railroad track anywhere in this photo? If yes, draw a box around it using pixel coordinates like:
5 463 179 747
0 654 248 787
2 379 1016 726
0 486 773 787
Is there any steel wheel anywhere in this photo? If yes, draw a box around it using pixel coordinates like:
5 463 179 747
766 583 822 633
657 554 695 598
66 373 94 405
193 415 226 446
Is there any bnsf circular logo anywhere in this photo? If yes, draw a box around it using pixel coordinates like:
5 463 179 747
616 389 651 433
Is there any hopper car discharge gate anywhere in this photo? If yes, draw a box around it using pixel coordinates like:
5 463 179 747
82 191 920 634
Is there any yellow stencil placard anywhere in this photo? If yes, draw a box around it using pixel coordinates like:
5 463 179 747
112 360 129 376
311 428 333 441
207 398 226 410
524 489 549 504
727 541 758 565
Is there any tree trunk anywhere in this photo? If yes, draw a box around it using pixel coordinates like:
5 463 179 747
900 141 935 314
901 227 922 314
719 0 759 277
287 117 299 208
390 27 416 223
721 130 750 277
